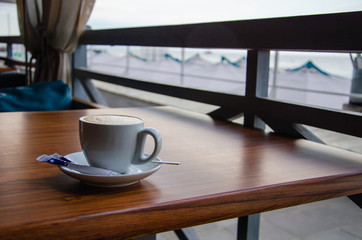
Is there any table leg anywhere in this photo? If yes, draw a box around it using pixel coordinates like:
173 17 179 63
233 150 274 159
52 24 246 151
134 214 261 240
132 235 156 240
237 214 260 240
174 228 200 240
348 193 362 209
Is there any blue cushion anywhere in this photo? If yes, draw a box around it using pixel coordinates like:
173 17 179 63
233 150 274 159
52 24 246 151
0 80 72 112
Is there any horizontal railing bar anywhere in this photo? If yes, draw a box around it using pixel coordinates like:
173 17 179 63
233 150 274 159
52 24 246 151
88 64 246 85
88 63 181 76
271 85 362 100
74 68 245 108
89 64 361 99
255 98 362 138
0 56 27 67
79 12 362 52
0 36 22 44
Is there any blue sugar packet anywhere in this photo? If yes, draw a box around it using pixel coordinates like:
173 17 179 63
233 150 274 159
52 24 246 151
36 153 122 176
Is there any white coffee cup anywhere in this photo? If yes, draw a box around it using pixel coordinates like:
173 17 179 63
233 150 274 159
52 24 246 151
79 114 162 174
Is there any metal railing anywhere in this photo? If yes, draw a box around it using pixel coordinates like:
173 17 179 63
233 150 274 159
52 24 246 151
2 11 362 141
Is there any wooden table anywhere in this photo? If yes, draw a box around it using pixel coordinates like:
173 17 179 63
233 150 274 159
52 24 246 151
0 106 361 239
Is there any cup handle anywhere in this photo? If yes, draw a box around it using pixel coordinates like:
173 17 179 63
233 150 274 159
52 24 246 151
133 128 162 164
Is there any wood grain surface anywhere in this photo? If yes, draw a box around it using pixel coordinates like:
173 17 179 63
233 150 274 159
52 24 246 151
0 106 361 239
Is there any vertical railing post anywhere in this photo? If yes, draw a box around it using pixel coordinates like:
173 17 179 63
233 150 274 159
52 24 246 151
72 44 87 98
6 43 13 60
72 44 108 106
180 47 185 85
349 55 362 105
244 49 270 129
237 214 260 240
271 51 279 98
125 46 130 74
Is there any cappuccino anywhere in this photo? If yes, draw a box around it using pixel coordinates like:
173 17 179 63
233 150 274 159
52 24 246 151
79 114 162 173
81 115 142 125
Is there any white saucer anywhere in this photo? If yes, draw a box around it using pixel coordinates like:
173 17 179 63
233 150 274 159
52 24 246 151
59 152 161 187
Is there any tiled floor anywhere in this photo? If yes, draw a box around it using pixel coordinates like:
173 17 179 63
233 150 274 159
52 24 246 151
157 197 362 240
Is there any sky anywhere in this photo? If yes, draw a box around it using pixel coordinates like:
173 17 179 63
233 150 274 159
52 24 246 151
1 0 362 35
0 3 19 35
87 0 362 29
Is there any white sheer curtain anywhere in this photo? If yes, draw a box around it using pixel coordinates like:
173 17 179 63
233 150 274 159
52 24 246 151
16 0 95 84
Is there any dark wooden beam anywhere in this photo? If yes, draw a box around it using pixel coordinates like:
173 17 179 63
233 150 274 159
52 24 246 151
244 50 269 129
74 68 245 109
0 36 22 44
208 107 244 121
79 12 362 52
255 98 362 138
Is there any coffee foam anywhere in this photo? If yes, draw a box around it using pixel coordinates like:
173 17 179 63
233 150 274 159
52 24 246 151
81 115 142 125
